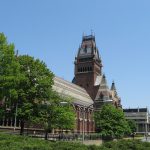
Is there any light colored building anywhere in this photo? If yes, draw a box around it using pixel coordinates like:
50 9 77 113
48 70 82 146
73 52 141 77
123 108 150 134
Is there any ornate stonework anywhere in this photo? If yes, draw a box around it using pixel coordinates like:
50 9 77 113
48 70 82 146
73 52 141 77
0 34 122 134
53 34 122 133
73 34 122 109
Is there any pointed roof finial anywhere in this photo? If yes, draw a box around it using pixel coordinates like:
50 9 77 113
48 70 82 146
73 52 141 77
103 73 106 78
91 29 93 35
82 32 85 40
90 29 95 41
82 32 85 37
111 80 117 92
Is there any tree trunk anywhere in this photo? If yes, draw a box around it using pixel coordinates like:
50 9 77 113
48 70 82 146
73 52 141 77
45 131 48 140
20 120 24 135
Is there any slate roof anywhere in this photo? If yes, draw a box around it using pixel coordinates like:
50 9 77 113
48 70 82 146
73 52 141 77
53 76 93 107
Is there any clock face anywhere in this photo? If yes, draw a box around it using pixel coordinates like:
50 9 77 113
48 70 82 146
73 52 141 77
86 47 91 54
80 48 91 55
79 48 85 54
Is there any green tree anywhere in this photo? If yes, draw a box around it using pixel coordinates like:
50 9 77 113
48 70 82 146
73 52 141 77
36 92 75 140
17 55 75 136
17 55 54 135
0 33 75 138
0 33 20 121
127 119 136 134
94 104 130 139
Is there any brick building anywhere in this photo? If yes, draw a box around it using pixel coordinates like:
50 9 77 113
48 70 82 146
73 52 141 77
73 34 122 109
53 76 94 133
0 34 122 133
53 34 122 133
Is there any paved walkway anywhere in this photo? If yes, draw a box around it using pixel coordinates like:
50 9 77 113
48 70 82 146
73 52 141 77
83 140 102 146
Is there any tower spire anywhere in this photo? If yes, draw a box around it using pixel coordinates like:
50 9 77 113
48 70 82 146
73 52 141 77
73 33 102 100
91 29 93 35
111 81 118 97
111 80 116 91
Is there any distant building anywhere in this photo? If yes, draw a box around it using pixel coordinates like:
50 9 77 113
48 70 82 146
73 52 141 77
124 108 150 134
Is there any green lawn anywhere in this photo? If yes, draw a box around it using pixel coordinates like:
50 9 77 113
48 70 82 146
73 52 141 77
0 133 150 150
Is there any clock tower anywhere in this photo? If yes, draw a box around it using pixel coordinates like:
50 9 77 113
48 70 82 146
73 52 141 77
73 34 102 100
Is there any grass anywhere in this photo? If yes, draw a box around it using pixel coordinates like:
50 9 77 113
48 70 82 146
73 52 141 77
0 133 150 150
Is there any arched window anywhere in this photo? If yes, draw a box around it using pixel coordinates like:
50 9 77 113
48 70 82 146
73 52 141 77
90 66 92 71
83 67 85 72
91 67 93 71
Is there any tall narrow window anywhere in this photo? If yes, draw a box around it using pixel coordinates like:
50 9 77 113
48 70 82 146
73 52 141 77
85 67 87 72
83 67 85 72
90 66 92 71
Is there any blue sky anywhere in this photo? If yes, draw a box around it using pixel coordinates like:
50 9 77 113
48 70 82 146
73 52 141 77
0 0 150 109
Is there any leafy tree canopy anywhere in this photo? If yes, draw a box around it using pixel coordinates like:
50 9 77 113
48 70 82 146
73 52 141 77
94 104 131 139
34 92 76 140
16 55 54 134
0 33 20 119
0 33 76 137
127 119 136 133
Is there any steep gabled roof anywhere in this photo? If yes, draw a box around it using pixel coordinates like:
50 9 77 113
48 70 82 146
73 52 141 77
77 35 101 64
53 76 93 107
95 74 111 101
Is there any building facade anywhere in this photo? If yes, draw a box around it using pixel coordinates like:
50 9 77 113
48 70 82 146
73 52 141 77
0 34 122 133
73 34 122 109
51 34 122 133
124 108 150 134
53 76 95 133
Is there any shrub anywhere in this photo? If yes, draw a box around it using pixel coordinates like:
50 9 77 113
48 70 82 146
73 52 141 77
1 133 150 150
51 141 88 150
